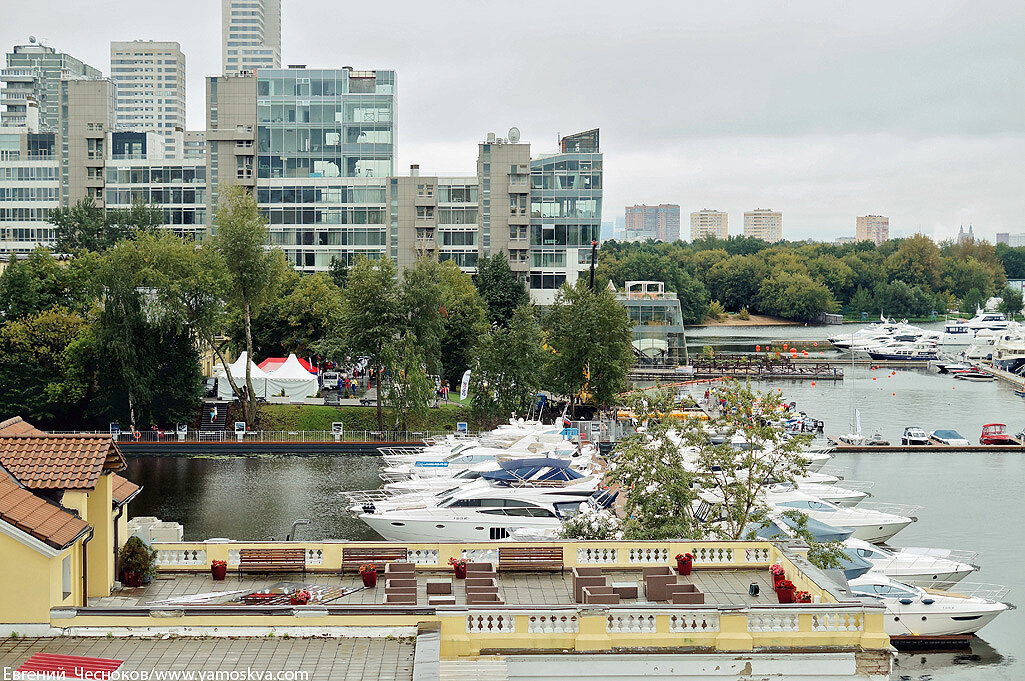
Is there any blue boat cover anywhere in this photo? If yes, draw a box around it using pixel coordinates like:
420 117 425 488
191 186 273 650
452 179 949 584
482 458 584 482
836 548 875 580
756 515 855 543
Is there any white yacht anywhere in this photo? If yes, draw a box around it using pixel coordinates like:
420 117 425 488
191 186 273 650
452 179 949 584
961 310 1009 332
357 485 616 542
866 341 940 361
767 491 918 543
991 328 1025 372
849 574 1009 636
764 481 869 507
379 441 593 482
828 319 902 350
964 328 1000 360
844 538 977 588
928 429 970 447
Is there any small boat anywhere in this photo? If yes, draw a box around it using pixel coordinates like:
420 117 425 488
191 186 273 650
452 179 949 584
953 369 995 381
929 429 971 447
836 433 865 446
936 362 972 374
843 538 978 588
901 427 930 446
865 431 890 446
980 423 1019 445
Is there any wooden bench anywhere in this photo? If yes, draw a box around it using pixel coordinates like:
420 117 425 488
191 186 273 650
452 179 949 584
341 547 408 574
498 546 564 573
237 548 307 579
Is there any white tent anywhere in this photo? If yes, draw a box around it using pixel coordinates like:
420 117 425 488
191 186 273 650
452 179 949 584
265 353 319 401
214 352 270 401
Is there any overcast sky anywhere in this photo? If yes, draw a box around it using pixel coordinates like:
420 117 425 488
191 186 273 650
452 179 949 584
3 0 1023 241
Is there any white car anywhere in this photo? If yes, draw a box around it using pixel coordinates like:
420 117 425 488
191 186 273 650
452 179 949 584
928 429 971 447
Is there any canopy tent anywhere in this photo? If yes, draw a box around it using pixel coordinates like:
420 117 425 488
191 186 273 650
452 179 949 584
214 352 269 400
259 356 317 373
264 353 319 401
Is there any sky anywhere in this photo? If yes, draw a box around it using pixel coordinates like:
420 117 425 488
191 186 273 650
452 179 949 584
2 0 1023 242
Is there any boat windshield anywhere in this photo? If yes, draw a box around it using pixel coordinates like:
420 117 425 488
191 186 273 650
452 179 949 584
851 583 918 599
932 430 963 439
778 500 835 512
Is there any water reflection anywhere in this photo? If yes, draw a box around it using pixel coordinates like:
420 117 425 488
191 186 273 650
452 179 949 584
892 638 1010 680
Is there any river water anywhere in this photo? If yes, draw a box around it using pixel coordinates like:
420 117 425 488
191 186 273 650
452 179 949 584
124 323 1024 680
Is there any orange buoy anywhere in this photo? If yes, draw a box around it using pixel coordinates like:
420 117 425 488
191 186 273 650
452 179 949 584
811 381 816 386
756 345 761 352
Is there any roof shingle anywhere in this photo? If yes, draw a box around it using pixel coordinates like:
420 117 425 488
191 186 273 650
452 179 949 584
111 474 141 505
0 417 44 436
0 434 126 490
0 467 90 549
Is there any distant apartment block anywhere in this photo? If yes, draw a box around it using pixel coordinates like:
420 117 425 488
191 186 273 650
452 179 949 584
744 208 782 242
222 0 281 74
1 39 101 130
856 214 889 245
625 204 680 242
690 209 728 240
110 41 186 157
834 236 857 245
996 232 1025 247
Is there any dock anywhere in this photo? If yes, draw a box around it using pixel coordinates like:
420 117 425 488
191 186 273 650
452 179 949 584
630 355 844 382
826 437 1024 453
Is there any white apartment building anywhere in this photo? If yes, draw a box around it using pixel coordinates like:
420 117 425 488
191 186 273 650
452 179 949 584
856 214 889 245
744 208 782 243
690 209 728 240
110 41 185 157
222 0 281 74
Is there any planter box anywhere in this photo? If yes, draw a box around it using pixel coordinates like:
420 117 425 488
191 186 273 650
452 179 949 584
266 396 290 404
303 398 326 405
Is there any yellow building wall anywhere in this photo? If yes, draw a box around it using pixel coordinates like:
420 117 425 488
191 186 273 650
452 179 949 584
0 535 82 623
84 474 115 597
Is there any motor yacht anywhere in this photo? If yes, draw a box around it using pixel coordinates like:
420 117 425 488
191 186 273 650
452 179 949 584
964 328 1000 360
843 539 977 588
827 319 900 350
357 485 617 542
928 429 970 447
866 342 940 361
960 310 1010 332
766 491 918 543
900 427 930 446
379 440 593 482
765 481 869 507
952 369 994 382
848 574 1009 636
991 329 1025 372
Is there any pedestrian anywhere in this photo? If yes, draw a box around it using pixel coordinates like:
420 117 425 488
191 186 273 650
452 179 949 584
442 383 449 402
211 406 217 422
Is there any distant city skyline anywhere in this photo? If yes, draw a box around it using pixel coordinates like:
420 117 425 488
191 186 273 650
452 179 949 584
1 0 1022 242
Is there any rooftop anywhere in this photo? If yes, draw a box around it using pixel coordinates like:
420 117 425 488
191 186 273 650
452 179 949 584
0 464 89 549
0 433 125 490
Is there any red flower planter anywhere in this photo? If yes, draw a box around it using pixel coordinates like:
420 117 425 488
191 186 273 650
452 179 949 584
361 570 378 587
210 564 227 581
454 563 467 579
676 558 693 576
772 573 786 590
123 571 143 588
775 585 796 604
289 596 310 605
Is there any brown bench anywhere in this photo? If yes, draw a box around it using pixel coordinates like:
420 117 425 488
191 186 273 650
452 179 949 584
341 547 408 574
237 548 307 579
498 546 564 573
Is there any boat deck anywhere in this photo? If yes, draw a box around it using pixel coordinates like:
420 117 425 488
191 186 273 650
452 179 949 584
94 569 775 609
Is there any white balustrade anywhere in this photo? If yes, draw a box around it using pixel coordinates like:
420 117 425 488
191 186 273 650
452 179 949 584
747 612 800 632
628 547 669 563
467 612 515 633
577 546 618 564
156 548 207 567
462 548 499 563
607 612 656 633
670 611 720 633
409 548 439 565
690 546 734 564
527 613 579 633
812 611 864 631
744 547 771 563
305 548 324 565
227 549 240 566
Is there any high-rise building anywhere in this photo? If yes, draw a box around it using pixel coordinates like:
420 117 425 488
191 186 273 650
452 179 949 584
1 39 101 130
856 215 889 245
624 204 680 242
997 233 1025 247
222 0 282 74
744 208 782 243
690 209 728 240
110 41 186 157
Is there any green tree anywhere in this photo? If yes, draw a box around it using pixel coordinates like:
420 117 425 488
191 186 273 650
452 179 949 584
238 270 343 358
544 279 634 409
885 235 943 291
438 261 488 388
846 286 875 318
383 336 434 432
704 256 768 311
210 185 290 424
475 253 528 326
998 286 1024 320
996 243 1025 279
0 249 99 320
399 258 445 374
962 288 987 315
758 274 837 322
942 257 997 300
51 198 163 253
471 305 547 421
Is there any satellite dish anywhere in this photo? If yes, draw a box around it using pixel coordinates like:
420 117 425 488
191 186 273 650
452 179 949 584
508 127 521 144
29 36 36 43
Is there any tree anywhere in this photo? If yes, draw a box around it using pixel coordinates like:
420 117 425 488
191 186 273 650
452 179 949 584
399 258 444 374
0 248 99 320
998 286 1024 320
319 255 401 431
437 261 488 388
758 274 838 322
237 270 343 358
885 235 943 291
996 243 1025 279
475 253 528 326
471 305 548 421
846 286 875 318
704 256 768 312
210 186 290 424
942 257 997 300
962 288 987 315
544 279 634 410
383 336 434 432
604 387 701 539
50 198 163 253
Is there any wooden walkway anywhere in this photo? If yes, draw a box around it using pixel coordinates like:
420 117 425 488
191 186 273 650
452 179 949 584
827 437 1024 453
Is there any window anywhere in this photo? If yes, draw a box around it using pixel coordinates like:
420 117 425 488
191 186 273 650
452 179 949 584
62 555 71 600
416 206 434 220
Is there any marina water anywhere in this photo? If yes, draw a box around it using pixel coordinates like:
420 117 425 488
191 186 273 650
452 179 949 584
124 324 1025 680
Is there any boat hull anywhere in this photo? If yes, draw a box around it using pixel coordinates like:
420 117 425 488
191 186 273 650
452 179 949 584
883 606 1005 636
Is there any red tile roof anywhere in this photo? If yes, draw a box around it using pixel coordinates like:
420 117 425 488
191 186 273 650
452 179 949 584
111 474 141 505
0 466 90 549
0 434 126 490
0 416 44 436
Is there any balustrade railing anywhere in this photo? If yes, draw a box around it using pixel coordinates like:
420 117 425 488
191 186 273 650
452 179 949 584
49 429 480 444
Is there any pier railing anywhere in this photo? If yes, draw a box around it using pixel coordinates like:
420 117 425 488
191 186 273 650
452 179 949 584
47 429 479 444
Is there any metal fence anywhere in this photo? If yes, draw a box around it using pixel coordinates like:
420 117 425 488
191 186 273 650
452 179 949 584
48 429 480 444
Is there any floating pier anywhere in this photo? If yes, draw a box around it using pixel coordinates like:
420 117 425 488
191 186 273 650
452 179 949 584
826 437 1024 453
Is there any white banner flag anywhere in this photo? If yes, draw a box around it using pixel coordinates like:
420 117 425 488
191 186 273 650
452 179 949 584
460 369 471 401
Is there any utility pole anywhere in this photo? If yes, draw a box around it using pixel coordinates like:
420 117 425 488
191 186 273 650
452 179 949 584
588 240 598 291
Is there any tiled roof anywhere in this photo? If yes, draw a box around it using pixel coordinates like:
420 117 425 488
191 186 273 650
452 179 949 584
0 434 126 490
0 466 90 550
111 474 141 506
0 417 44 436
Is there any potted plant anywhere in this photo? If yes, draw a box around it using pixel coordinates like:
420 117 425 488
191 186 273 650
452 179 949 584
449 557 467 579
769 563 786 590
359 563 378 587
289 589 312 605
675 552 694 576
210 559 228 581
775 579 796 604
118 536 157 588
795 590 812 604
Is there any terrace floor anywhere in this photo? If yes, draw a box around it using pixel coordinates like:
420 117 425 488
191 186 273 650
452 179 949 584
93 568 774 608
0 637 414 681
